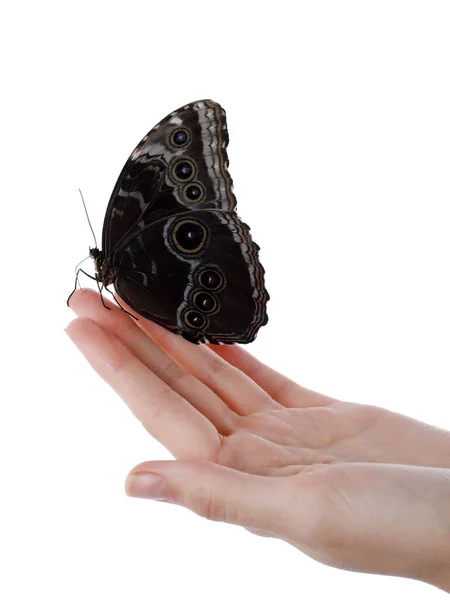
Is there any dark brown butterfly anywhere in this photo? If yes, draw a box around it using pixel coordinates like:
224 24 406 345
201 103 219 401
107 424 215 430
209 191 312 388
82 100 269 344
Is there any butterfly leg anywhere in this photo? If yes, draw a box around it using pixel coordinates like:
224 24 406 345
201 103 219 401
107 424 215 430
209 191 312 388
102 285 138 321
90 278 111 311
67 268 99 306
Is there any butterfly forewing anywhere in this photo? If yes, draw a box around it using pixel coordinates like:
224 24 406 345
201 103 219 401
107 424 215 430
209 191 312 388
102 100 236 256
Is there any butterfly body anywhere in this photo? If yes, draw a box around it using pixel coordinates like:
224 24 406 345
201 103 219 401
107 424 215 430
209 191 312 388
92 100 269 344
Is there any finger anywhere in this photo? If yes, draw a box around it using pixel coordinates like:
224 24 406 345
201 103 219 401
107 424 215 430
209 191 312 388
212 345 337 408
69 290 236 435
125 459 305 537
137 318 279 415
66 316 220 460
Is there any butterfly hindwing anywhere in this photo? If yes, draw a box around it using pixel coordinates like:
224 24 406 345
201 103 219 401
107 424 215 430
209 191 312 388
113 209 268 344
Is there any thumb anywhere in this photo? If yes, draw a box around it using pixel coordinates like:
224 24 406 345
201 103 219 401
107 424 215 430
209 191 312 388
125 460 294 534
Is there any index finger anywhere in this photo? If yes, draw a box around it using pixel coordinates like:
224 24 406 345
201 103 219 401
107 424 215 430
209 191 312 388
66 316 221 460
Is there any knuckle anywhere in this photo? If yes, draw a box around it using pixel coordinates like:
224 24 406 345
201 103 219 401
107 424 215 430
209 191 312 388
145 385 184 425
209 357 232 377
195 486 234 523
161 360 189 389
203 358 234 388
216 431 253 469
116 310 137 335
108 345 135 374
156 385 181 414
276 378 299 401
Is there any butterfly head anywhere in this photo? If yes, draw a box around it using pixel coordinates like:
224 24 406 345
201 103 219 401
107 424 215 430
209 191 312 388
88 246 101 275
89 247 117 286
89 247 104 280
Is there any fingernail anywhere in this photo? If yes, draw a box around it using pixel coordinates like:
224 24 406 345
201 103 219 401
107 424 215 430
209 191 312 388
125 473 170 501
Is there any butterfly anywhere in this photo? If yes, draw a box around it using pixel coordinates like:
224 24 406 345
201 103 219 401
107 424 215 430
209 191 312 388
79 100 269 344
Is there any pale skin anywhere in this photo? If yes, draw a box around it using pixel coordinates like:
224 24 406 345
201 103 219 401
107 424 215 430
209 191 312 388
67 289 450 591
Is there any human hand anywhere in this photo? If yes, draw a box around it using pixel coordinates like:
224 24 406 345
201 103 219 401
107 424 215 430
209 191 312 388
67 289 450 591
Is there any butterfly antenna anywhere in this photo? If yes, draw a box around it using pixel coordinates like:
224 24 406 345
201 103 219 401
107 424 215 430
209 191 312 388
78 188 98 248
74 254 90 276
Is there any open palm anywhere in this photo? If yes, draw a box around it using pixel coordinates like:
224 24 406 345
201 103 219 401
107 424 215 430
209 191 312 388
67 289 450 590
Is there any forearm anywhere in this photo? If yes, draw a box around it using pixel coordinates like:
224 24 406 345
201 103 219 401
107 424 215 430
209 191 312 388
427 570 450 593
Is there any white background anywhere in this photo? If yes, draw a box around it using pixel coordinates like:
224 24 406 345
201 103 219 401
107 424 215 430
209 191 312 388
1 1 450 598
